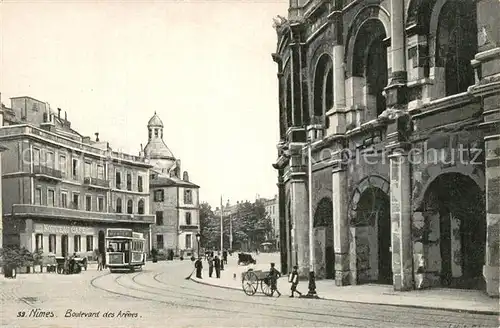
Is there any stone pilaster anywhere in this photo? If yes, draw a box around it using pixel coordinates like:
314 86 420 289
277 171 288 274
384 0 407 108
388 143 414 291
332 159 350 285
472 0 500 298
272 53 286 140
288 142 309 278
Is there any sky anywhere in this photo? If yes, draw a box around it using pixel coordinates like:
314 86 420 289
0 0 289 209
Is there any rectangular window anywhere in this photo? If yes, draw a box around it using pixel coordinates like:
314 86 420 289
84 162 91 178
127 173 132 191
86 235 94 252
185 212 192 225
74 235 81 252
47 189 55 207
72 159 78 179
185 234 192 249
59 155 67 176
97 165 104 180
35 234 43 252
138 176 143 192
49 234 56 253
116 171 121 189
97 196 104 212
61 192 68 208
154 189 164 202
35 187 42 205
46 151 54 168
156 211 163 225
156 234 164 250
72 193 79 209
33 148 40 167
184 190 193 204
86 195 92 211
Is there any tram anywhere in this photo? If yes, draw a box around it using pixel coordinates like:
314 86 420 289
105 228 146 272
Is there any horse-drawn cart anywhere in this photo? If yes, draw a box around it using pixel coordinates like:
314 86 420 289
237 253 256 265
241 270 274 296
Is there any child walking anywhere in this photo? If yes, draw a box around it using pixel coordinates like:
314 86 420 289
289 265 302 298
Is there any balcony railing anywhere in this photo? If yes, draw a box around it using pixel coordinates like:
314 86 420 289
33 165 63 180
0 125 149 165
83 177 110 189
179 225 199 230
11 204 155 224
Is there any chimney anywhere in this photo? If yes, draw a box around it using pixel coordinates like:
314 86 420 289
182 171 189 182
65 111 67 121
95 132 99 142
58 108 61 119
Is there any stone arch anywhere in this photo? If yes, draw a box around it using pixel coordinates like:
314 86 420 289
418 172 486 290
345 5 391 78
313 197 334 279
406 0 437 32
312 53 333 126
429 0 477 95
349 175 390 221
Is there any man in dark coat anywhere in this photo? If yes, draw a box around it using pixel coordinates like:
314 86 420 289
214 256 221 278
222 250 228 264
195 257 203 279
208 255 214 278
268 262 281 297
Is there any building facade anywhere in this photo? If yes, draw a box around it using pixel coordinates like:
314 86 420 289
144 113 200 257
0 96 154 259
263 195 280 247
272 0 499 297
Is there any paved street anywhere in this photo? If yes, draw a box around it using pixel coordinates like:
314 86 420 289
1 258 498 328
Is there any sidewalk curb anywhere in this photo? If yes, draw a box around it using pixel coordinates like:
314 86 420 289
189 276 499 316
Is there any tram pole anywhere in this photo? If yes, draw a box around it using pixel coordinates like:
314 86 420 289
220 195 224 252
301 134 319 299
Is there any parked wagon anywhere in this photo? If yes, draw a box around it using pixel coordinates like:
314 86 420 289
237 253 256 265
241 269 274 296
55 256 86 274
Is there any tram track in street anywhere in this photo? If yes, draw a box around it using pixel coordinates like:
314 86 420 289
90 271 359 327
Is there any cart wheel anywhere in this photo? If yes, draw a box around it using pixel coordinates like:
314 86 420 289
261 278 273 297
242 271 258 296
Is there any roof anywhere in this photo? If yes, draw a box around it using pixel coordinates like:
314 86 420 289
144 138 175 159
148 112 163 127
150 176 199 188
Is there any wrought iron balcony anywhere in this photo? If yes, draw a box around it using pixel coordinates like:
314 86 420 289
33 165 63 181
83 177 110 189
10 204 155 224
179 224 199 230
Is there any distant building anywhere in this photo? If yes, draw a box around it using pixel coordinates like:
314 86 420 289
143 113 200 257
0 94 6 247
263 195 279 247
0 96 154 257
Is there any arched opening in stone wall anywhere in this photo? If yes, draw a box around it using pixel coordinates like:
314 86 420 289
286 77 293 128
436 0 477 96
313 54 333 128
313 197 334 279
352 19 388 120
353 187 392 284
421 173 486 290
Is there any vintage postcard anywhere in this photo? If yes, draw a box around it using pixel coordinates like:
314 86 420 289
0 0 499 327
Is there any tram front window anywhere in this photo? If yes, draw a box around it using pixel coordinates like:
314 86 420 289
107 240 130 252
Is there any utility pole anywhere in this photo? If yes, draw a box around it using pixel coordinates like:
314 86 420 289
220 195 224 251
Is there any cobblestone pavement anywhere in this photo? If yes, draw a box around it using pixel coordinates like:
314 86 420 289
1 260 498 328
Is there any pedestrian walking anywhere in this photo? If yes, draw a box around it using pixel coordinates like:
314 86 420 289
97 252 104 271
289 265 302 297
268 262 281 297
195 257 203 279
222 250 228 265
214 256 221 278
208 255 214 278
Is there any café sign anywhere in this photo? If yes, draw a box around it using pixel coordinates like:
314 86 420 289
34 224 94 235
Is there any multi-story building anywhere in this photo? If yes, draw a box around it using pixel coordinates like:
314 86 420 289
272 0 499 297
263 195 279 247
144 113 200 257
0 96 154 259
0 94 6 248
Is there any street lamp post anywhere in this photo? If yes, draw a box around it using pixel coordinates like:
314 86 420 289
196 233 201 259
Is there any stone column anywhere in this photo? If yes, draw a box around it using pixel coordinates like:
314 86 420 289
277 171 288 274
272 53 286 140
384 0 407 108
388 145 414 291
472 0 500 297
288 143 309 278
326 5 346 135
332 159 350 285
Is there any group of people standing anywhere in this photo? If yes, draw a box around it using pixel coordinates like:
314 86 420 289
194 250 229 279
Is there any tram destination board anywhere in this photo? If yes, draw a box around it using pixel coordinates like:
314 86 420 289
107 229 133 238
